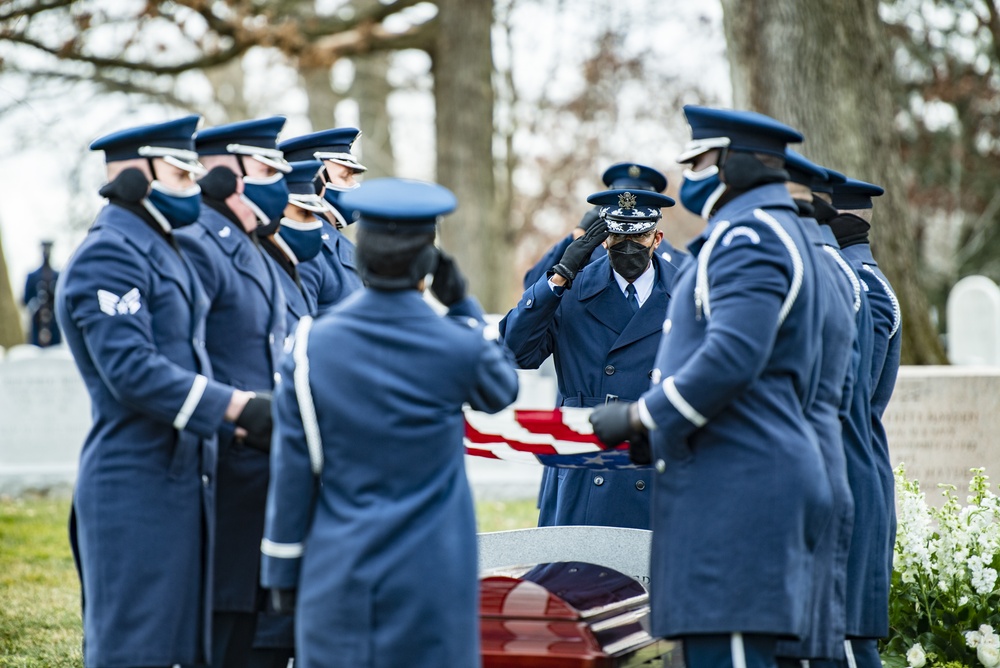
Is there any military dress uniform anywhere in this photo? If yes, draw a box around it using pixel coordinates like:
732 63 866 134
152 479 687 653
830 178 900 668
260 178 519 668
523 162 685 288
502 189 678 530
23 243 62 347
279 128 366 315
57 116 236 667
617 108 834 668
775 151 858 664
177 117 291 668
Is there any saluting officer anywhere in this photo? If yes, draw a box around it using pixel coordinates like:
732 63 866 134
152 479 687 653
829 178 899 668
260 178 519 668
502 187 677 530
591 106 834 668
523 162 684 288
278 128 366 314
24 240 62 347
176 116 291 668
56 116 271 668
775 150 858 667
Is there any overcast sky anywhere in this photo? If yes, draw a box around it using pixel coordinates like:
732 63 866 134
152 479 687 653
0 0 729 295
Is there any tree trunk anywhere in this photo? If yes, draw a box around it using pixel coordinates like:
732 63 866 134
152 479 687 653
0 226 26 348
720 0 946 364
432 0 509 312
302 65 341 132
351 52 395 178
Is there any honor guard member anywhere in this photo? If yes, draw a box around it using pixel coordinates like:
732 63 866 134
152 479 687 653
523 162 683 288
57 116 272 668
775 150 858 667
501 188 678 530
23 240 62 346
829 177 898 668
260 178 519 668
278 128 366 314
591 106 834 668
245 162 326 668
176 116 291 668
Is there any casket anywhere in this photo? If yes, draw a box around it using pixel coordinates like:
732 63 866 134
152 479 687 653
480 561 676 667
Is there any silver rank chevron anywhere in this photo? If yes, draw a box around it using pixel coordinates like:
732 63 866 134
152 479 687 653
97 288 142 316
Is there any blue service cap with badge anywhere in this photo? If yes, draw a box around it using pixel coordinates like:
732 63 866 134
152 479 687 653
338 177 457 233
678 105 803 163
195 116 292 173
90 114 204 173
601 163 667 192
285 160 327 213
784 149 828 188
586 189 675 235
278 127 367 172
832 177 884 210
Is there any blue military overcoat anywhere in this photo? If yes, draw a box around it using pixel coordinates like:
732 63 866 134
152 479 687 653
777 215 857 660
638 183 834 639
176 207 286 612
297 219 363 316
841 241 900 638
24 264 62 346
260 290 518 668
502 254 677 529
56 204 234 667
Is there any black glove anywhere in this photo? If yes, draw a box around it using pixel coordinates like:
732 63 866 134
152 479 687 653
270 588 297 615
430 251 467 307
552 219 608 287
628 431 652 466
236 393 273 453
576 207 601 232
590 401 644 449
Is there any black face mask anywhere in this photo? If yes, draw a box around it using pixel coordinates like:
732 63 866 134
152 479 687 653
811 196 839 224
608 239 653 282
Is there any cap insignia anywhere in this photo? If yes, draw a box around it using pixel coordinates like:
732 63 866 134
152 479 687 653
618 191 637 209
628 165 641 178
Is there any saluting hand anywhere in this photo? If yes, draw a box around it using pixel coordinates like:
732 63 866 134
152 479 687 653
430 251 467 307
552 219 608 287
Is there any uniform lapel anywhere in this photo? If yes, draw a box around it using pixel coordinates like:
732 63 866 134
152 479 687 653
609 257 673 353
579 259 631 335
200 211 273 302
104 206 194 305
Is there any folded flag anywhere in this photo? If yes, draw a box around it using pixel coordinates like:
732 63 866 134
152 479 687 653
464 407 646 470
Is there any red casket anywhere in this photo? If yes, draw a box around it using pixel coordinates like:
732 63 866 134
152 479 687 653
480 561 676 667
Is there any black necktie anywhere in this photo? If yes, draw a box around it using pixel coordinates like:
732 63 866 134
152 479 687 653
626 283 639 314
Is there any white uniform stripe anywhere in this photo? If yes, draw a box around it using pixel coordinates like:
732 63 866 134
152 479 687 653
637 397 658 430
260 538 303 559
844 639 858 668
863 264 901 338
753 208 804 326
661 376 706 427
292 317 324 475
823 246 862 313
695 220 731 320
731 633 747 668
173 374 208 430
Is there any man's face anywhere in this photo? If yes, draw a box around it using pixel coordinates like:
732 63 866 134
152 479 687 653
243 157 279 180
605 229 663 252
324 161 357 188
152 158 197 191
689 148 720 173
283 203 315 222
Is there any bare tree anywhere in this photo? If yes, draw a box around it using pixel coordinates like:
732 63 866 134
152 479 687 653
721 0 947 364
0 221 24 348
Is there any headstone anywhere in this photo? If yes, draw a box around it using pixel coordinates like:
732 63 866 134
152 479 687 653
885 366 1000 503
0 354 90 496
947 275 1000 365
478 526 652 586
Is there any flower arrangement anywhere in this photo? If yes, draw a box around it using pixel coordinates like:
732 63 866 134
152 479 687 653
882 465 1000 668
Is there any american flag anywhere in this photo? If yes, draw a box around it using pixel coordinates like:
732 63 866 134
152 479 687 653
464 407 646 470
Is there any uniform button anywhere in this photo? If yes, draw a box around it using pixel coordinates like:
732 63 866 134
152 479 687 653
655 459 666 473
526 299 533 307
604 365 615 376
662 319 672 334
274 372 281 385
593 475 605 486
269 334 275 344
202 474 210 486
651 368 662 384
635 480 646 491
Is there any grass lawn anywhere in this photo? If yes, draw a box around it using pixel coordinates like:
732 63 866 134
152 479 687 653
0 494 538 666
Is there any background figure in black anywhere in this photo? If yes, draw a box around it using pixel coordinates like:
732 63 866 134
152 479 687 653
24 240 61 347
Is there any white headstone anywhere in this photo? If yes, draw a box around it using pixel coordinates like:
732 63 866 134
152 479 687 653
0 355 90 495
947 275 1000 365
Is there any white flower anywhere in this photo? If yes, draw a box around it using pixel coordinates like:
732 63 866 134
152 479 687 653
982 626 1000 649
970 630 984 648
959 595 970 606
907 643 926 668
979 643 1000 668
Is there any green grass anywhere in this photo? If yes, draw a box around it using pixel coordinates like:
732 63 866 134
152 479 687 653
0 495 537 666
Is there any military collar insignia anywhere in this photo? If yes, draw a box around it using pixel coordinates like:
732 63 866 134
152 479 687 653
219 226 232 238
618 191 637 209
